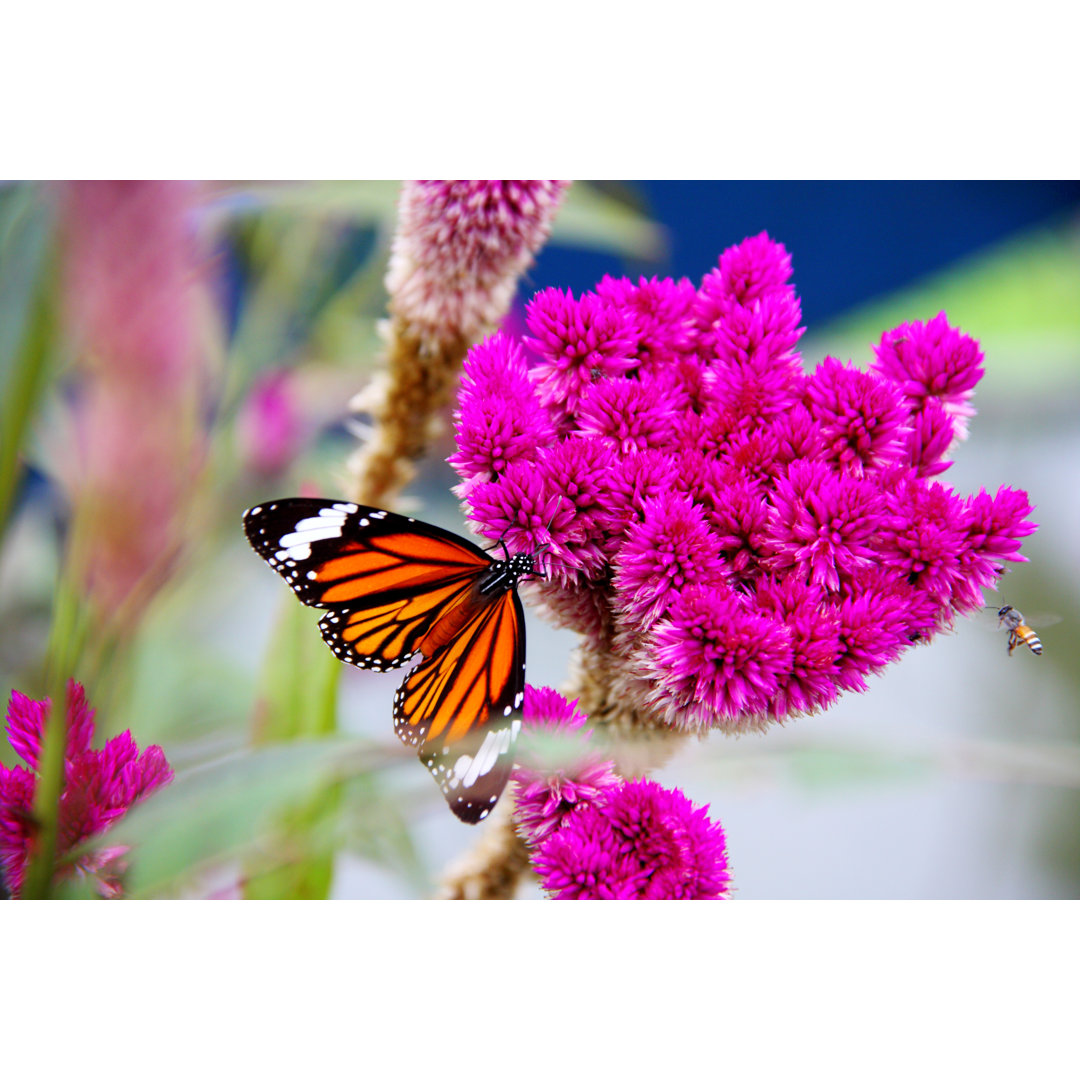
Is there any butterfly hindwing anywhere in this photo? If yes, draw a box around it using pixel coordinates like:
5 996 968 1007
394 589 525 823
244 498 492 671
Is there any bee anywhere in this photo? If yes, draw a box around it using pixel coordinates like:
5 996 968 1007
997 604 1044 656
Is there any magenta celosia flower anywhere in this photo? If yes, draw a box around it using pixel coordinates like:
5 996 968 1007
512 686 619 843
695 232 795 332
614 493 729 627
645 586 794 729
0 682 172 897
804 356 910 476
575 375 682 454
236 368 304 477
453 232 1038 734
385 180 570 341
449 332 557 489
532 778 732 900
594 274 698 371
762 460 885 591
525 287 638 413
904 397 955 478
871 313 984 440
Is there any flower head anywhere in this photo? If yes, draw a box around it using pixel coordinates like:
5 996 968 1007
645 585 794 730
532 778 732 900
512 686 619 843
386 180 570 341
454 234 1038 735
236 369 304 477
871 313 984 440
525 287 638 413
0 682 172 897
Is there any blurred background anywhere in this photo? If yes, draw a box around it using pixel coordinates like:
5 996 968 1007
1 180 1078 899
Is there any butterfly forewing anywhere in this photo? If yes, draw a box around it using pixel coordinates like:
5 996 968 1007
394 589 525 824
244 498 492 671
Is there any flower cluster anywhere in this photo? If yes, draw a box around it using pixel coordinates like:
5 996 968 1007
512 686 731 899
0 682 172 897
452 233 1037 732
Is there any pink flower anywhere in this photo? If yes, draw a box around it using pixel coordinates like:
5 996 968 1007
449 332 557 488
525 287 638 412
804 356 910 476
57 181 210 620
385 180 570 341
0 682 172 897
594 274 698 370
236 369 304 477
614 493 729 627
512 687 619 843
645 585 794 730
454 233 1038 734
871 313 984 440
532 778 732 900
762 460 885 591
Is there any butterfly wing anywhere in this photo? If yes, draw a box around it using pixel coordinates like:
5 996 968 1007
243 498 492 671
394 588 525 824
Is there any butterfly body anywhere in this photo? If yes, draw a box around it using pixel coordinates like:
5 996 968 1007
243 498 537 823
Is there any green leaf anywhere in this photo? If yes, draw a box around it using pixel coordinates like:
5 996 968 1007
0 184 59 542
100 737 384 897
551 182 667 260
253 594 342 743
806 221 1080 396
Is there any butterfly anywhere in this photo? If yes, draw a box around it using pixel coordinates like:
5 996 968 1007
242 497 542 823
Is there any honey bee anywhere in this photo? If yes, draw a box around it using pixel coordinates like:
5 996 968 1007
997 604 1044 656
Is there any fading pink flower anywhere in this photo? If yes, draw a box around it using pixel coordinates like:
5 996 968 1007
386 180 570 341
532 778 731 900
57 180 210 621
0 682 173 897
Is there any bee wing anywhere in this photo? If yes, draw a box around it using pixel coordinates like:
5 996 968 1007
971 606 1062 630
1023 612 1063 629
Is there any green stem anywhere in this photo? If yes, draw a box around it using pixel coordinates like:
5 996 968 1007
19 576 92 899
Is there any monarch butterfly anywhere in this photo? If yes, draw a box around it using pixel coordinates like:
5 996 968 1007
242 497 541 823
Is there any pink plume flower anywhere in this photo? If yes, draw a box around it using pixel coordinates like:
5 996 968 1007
0 682 173 898
614 494 729 628
645 585 794 730
57 181 211 621
594 274 698 370
532 778 732 900
236 369 304 477
386 180 570 342
449 332 557 488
